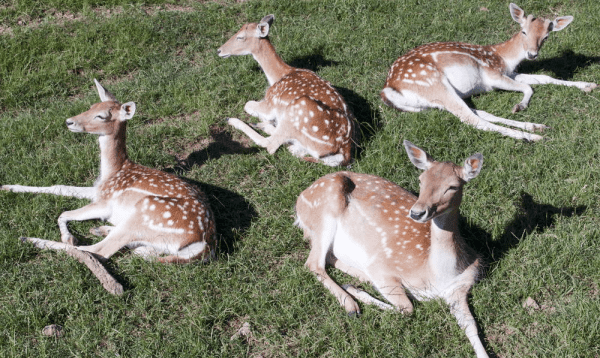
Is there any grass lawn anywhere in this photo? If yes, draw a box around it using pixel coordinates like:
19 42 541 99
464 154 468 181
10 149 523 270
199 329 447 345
1 0 599 356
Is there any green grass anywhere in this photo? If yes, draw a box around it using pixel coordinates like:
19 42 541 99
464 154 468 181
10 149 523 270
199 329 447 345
1 0 599 356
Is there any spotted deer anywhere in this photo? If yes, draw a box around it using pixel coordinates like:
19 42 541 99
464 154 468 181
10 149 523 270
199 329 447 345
381 3 597 141
217 15 355 166
1 80 216 263
295 140 488 357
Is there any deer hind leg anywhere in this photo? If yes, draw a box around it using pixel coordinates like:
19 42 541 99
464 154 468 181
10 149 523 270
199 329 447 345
156 241 214 264
513 73 598 93
302 217 361 314
380 87 433 112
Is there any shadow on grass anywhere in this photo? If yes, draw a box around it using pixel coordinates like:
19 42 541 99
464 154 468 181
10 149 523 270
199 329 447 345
162 128 259 256
461 191 587 264
457 192 586 357
186 179 258 257
172 126 260 171
517 50 600 80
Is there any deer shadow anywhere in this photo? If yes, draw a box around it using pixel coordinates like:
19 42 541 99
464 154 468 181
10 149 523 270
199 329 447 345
457 192 586 357
517 50 600 80
171 126 259 171
183 179 258 257
460 191 586 264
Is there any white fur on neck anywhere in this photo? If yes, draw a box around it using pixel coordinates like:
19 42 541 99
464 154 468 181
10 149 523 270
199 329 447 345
253 53 277 86
97 135 113 184
429 212 459 284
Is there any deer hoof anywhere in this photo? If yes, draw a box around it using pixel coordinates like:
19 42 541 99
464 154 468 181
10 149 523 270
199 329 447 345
583 83 598 93
532 124 551 132
512 103 526 113
347 311 361 318
525 133 544 142
62 235 78 246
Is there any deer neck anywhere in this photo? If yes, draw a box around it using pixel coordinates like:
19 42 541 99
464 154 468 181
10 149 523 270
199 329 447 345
428 209 461 277
97 125 129 183
488 32 526 74
252 38 293 86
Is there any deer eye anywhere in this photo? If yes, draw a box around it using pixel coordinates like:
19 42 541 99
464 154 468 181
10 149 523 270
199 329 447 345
236 36 246 41
95 113 109 121
521 31 527 36
445 186 459 193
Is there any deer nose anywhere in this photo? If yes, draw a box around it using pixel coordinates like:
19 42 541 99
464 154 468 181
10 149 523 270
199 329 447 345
527 52 538 60
216 49 221 55
66 119 74 126
410 209 427 221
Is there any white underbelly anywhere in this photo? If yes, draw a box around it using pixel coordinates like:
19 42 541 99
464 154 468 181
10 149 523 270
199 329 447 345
332 224 373 272
444 65 491 98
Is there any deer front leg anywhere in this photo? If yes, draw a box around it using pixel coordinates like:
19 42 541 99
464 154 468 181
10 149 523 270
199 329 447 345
513 73 598 93
244 100 276 123
1 185 95 200
57 202 112 245
227 118 285 154
488 75 534 113
440 88 543 141
474 109 549 132
447 291 489 358
341 284 395 310
89 225 114 237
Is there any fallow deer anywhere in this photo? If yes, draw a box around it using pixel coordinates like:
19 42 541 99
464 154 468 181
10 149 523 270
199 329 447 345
295 140 488 357
1 80 216 263
381 3 597 141
217 15 355 166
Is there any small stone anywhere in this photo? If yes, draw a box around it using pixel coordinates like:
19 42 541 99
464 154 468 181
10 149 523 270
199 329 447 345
230 322 251 340
522 297 540 310
42 324 63 338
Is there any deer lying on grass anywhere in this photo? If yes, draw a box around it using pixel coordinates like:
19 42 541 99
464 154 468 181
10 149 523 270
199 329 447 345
381 3 597 141
217 15 355 166
2 80 216 264
295 140 488 357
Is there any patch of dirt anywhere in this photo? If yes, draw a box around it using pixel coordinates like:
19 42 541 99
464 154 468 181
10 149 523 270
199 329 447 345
0 25 13 36
167 123 257 170
0 2 214 37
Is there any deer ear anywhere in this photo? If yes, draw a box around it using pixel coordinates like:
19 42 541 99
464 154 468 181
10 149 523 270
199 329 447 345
260 14 275 26
257 14 274 38
551 16 573 32
119 102 136 121
509 3 525 25
94 79 117 102
462 153 483 182
403 140 433 170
